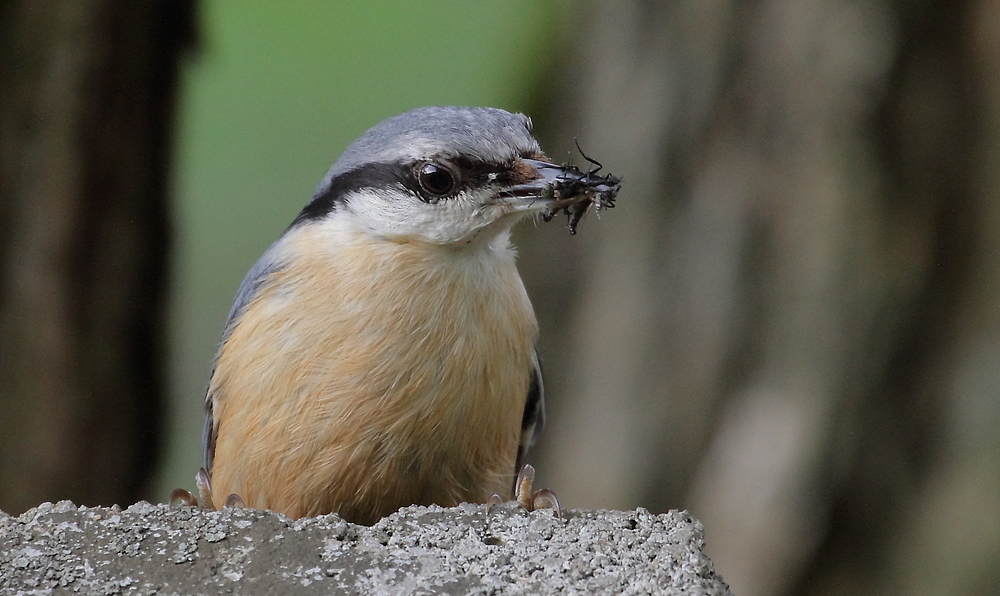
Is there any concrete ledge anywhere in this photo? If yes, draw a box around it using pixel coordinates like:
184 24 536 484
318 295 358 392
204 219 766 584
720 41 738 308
1 500 731 595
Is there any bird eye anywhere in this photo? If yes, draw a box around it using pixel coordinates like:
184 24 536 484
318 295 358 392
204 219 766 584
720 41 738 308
417 162 456 198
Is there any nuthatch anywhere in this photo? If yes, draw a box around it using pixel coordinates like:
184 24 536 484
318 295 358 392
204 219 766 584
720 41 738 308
183 107 619 524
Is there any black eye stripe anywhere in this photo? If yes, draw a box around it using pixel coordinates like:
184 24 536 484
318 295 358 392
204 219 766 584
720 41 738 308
294 162 413 224
451 156 507 184
294 155 534 223
411 156 516 202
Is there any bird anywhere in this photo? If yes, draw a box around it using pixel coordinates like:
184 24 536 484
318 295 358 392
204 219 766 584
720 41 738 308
181 106 619 524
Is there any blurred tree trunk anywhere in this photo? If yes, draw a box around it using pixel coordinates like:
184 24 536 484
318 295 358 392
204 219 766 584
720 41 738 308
522 1 1000 595
0 1 194 514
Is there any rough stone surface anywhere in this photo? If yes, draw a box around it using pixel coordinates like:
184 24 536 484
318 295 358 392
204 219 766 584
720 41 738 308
0 500 732 595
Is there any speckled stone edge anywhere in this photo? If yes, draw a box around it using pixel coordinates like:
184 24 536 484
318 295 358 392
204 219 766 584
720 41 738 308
0 500 732 595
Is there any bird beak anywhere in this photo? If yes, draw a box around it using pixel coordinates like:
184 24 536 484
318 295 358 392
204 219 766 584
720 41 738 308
499 158 621 215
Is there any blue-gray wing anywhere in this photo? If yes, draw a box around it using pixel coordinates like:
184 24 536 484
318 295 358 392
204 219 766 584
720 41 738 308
516 351 545 474
202 239 287 473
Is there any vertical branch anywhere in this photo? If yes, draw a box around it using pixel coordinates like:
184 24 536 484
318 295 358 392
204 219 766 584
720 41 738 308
0 0 194 514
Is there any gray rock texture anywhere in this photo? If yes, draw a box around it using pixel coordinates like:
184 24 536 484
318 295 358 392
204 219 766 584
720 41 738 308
0 500 731 595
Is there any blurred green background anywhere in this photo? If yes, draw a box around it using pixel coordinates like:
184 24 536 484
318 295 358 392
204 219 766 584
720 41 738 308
157 0 560 498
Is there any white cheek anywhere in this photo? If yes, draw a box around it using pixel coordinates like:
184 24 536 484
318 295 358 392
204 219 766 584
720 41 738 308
344 187 418 231
342 187 506 244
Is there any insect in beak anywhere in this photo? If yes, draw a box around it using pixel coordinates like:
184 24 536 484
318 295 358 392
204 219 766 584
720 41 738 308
502 147 621 234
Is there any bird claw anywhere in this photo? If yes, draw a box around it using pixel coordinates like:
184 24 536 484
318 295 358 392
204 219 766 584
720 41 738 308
169 487 198 508
530 488 560 513
486 493 504 512
169 468 214 509
485 464 562 519
169 468 245 511
195 467 214 509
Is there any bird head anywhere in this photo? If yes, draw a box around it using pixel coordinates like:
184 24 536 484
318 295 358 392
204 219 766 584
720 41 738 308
295 106 617 246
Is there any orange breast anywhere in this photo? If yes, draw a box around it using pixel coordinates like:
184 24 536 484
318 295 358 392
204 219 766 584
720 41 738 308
208 222 538 523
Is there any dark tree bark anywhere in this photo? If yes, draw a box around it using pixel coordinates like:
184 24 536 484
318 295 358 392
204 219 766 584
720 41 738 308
0 1 194 514
521 1 1000 595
